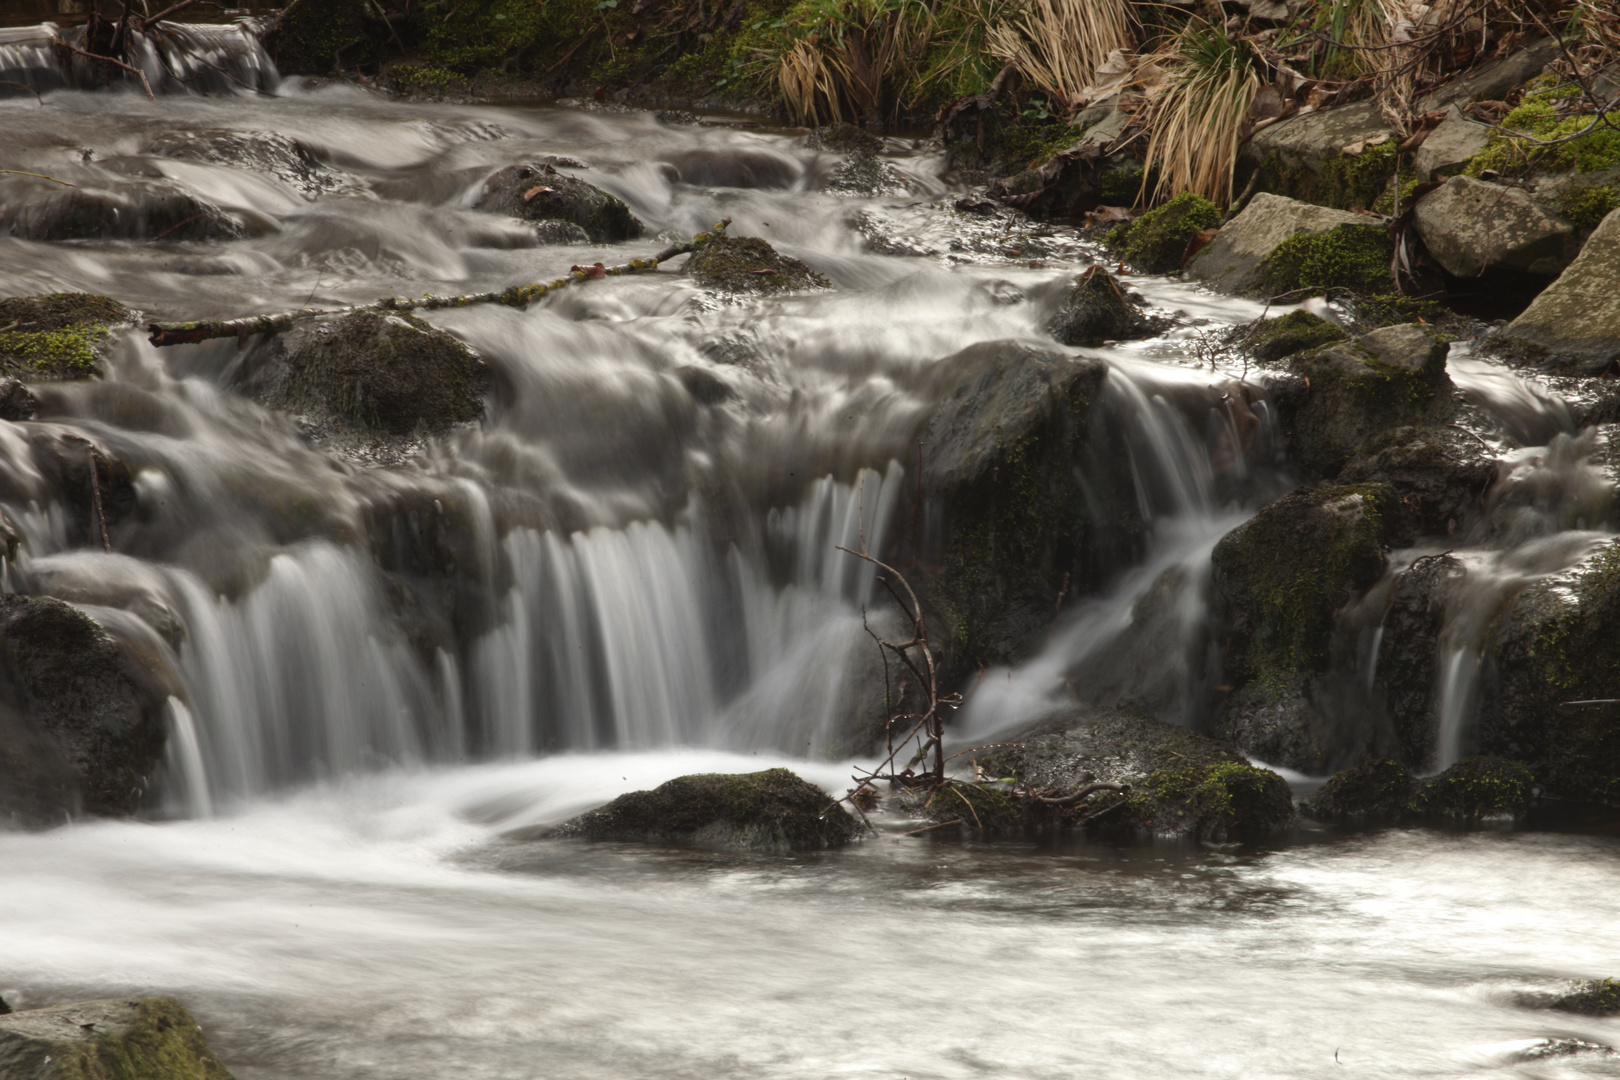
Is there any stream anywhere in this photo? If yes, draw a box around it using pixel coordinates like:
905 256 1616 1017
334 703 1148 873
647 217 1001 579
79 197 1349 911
1 30 1619 1079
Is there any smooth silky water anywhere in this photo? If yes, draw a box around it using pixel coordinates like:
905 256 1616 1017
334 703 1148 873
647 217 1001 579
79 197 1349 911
1 39 1618 1078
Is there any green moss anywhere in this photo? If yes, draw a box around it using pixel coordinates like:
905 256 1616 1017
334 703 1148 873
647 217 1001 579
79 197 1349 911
686 235 830 293
1108 191 1223 274
1463 84 1620 177
1097 760 1295 839
1407 755 1534 821
916 782 1024 834
0 292 132 381
1257 223 1393 296
994 112 1080 171
1552 978 1620 1017
47 997 234 1080
386 60 468 98
274 0 380 74
1558 184 1620 231
1245 309 1349 363
1301 758 1417 822
1258 141 1401 211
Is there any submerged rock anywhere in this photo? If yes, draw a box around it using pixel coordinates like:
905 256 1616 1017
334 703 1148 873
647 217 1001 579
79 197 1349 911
0 293 135 382
685 235 830 294
1185 193 1376 295
1047 266 1157 346
536 768 860 852
0 176 242 243
1300 758 1418 822
1339 425 1495 541
473 163 644 243
1413 175 1576 278
1499 207 1620 371
145 128 340 198
1244 309 1348 363
823 151 911 197
1541 978 1620 1017
0 996 233 1079
1106 192 1222 274
243 310 489 442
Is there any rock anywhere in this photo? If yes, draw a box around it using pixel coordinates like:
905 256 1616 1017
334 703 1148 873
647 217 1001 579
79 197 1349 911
1541 978 1620 1017
664 148 800 190
1212 483 1397 687
1243 101 1400 209
242 310 488 441
473 163 644 243
0 176 242 243
1499 207 1620 370
977 704 1295 840
895 782 1025 836
1340 425 1494 541
1280 324 1454 478
533 220 591 245
1413 37 1560 112
1300 758 1418 823
1373 553 1465 766
25 432 138 546
1478 537 1620 803
1106 192 1222 274
914 341 1141 685
0 996 233 1079
0 595 171 820
823 151 911 197
1185 193 1374 296
0 293 136 382
1214 678 1334 774
685 235 830 294
1410 105 1492 180
0 377 37 419
145 128 339 198
1516 1039 1618 1062
806 123 883 154
1047 266 1156 346
1413 176 1577 278
1407 755 1534 821
1245 309 1349 363
534 768 861 852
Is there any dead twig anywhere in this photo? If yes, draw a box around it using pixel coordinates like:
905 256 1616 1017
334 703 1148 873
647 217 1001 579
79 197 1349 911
0 170 74 187
53 38 156 100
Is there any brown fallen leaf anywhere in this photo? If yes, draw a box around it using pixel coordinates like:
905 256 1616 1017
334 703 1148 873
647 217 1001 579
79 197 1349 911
1181 226 1220 267
749 268 779 275
522 185 555 201
570 262 607 279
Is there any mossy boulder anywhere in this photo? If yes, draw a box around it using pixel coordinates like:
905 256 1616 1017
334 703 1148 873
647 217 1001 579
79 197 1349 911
1211 483 1397 687
1374 553 1466 768
1500 207 1620 372
1340 425 1495 542
0 293 135 382
0 996 233 1079
912 341 1142 686
1186 193 1375 296
0 594 172 821
1408 755 1534 821
0 177 241 243
473 163 644 243
1092 760 1296 841
806 123 883 154
536 768 860 852
1545 979 1620 1017
1245 309 1348 363
1241 101 1401 210
685 235 830 294
248 310 488 441
1106 192 1222 274
1047 266 1157 347
1478 537 1620 804
1256 223 1394 298
145 128 338 198
897 782 1025 837
1213 677 1334 774
1300 758 1418 823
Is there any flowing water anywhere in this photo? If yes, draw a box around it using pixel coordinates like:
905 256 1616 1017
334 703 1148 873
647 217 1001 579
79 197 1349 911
1 37 1619 1078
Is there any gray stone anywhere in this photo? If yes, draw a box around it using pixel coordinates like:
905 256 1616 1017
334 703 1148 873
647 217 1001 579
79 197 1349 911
1244 101 1396 180
1411 105 1492 179
1413 175 1576 277
0 176 242 243
0 997 233 1079
473 162 644 243
1215 678 1333 773
1047 266 1155 346
1414 37 1560 113
1501 207 1620 367
1186 192 1369 295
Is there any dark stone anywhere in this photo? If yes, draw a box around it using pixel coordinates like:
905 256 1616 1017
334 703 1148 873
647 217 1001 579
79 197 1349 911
0 178 242 243
0 377 38 420
26 432 138 545
0 595 171 820
145 128 338 198
0 997 234 1080
806 123 884 154
532 768 861 852
685 235 830 294
1245 309 1348 363
1300 758 1418 822
823 151 909 197
1374 553 1466 767
1047 267 1156 347
664 148 799 190
1107 192 1223 274
1339 425 1495 541
1540 979 1620 1017
1407 754 1534 821
473 163 644 243
0 293 135 382
674 365 733 405
1214 677 1334 774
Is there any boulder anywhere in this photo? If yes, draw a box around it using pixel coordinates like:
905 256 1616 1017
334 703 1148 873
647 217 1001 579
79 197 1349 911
241 310 488 441
1499 207 1620 370
0 293 135 382
1413 37 1559 112
0 997 233 1079
822 151 911 197
1300 758 1417 823
145 128 339 198
1407 755 1534 821
1373 553 1465 767
1410 105 1492 180
0 595 172 821
1214 678 1334 774
1413 175 1577 278
1244 309 1348 363
0 177 242 243
1279 323 1454 477
976 704 1295 840
1046 266 1156 346
1106 191 1222 274
685 235 830 294
913 340 1141 685
473 163 644 243
806 123 883 154
534 768 861 852
1184 193 1373 296
1478 537 1620 804
1538 979 1620 1017
1242 101 1400 209
0 377 36 420
1339 425 1495 540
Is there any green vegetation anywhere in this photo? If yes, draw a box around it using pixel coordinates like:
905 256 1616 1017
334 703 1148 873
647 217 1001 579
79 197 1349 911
1301 758 1417 822
1245 309 1349 363
1552 978 1620 1017
1407 755 1534 820
36 997 234 1080
1464 78 1620 178
1257 223 1392 296
1108 191 1223 273
686 235 831 293
0 292 133 381
1096 760 1295 840
1558 183 1620 230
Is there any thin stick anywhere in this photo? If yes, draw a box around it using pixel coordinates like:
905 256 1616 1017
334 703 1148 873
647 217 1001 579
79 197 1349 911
53 39 156 100
87 450 112 552
0 170 74 187
902 818 964 836
0 81 45 106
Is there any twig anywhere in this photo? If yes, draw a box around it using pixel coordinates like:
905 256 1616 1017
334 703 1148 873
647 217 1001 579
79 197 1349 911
0 81 45 106
1035 780 1130 806
902 818 964 836
0 170 74 187
53 38 156 100
87 449 112 552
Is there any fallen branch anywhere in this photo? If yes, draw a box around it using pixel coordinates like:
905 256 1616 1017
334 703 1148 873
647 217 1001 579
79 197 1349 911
149 218 732 346
0 170 74 187
53 38 155 100
1034 780 1130 807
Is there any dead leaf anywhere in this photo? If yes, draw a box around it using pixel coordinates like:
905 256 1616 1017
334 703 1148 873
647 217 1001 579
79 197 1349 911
571 262 607 279
1182 227 1220 267
522 185 555 201
749 268 779 275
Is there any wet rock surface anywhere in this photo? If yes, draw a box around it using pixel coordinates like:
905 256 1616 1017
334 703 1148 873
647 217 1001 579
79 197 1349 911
685 235 830 294
145 128 342 198
1413 175 1576 279
1047 266 1158 346
0 996 233 1080
1500 207 1620 371
0 293 135 382
1185 194 1371 295
1374 553 1466 767
1339 424 1495 541
822 151 911 197
532 768 860 852
473 162 644 243
1303 755 1534 824
1244 309 1348 363
0 176 242 243
1300 758 1418 823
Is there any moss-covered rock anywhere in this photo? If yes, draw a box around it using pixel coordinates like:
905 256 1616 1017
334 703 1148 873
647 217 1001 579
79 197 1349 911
685 235 830 294
1213 677 1333 774
1339 425 1495 541
1242 101 1401 210
1185 193 1373 296
536 768 860 852
249 310 488 442
1046 266 1156 347
1374 553 1466 767
897 781 1025 836
0 179 241 244
1300 758 1418 823
806 123 883 154
1245 309 1348 363
473 163 644 243
0 996 233 1079
1545 979 1620 1017
1211 483 1397 687
0 293 135 382
1091 760 1295 841
1106 192 1222 274
1408 755 1534 821
1256 223 1394 297
1558 184 1620 232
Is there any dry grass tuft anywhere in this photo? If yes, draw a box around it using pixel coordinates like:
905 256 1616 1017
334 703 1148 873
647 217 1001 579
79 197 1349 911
1141 21 1261 206
984 0 1135 105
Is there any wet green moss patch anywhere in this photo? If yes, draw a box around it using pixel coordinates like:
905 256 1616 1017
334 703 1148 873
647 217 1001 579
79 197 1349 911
1257 223 1393 297
0 292 134 381
1245 309 1349 363
1093 760 1295 841
686 235 830 294
1301 758 1417 822
1107 192 1223 274
1408 755 1534 822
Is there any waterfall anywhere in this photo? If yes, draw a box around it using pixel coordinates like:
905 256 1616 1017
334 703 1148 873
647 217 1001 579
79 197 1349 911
0 19 277 98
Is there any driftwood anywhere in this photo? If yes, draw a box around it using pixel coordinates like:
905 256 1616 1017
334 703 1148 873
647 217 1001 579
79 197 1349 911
148 219 732 347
